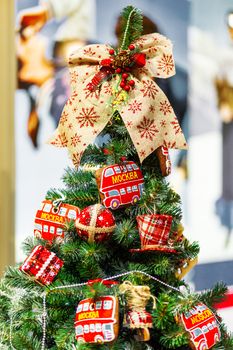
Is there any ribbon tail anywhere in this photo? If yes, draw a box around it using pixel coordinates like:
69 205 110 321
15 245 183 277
120 78 187 163
49 82 113 167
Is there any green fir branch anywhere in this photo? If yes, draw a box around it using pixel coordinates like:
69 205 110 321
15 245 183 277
119 6 143 50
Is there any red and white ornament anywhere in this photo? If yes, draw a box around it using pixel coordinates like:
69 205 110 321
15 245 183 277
119 281 156 341
34 199 80 241
19 245 63 285
177 303 221 350
75 204 116 243
75 295 119 343
130 213 177 253
95 161 144 210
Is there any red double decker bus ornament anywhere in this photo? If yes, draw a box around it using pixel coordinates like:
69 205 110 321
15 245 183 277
34 199 80 241
95 161 144 210
176 303 221 350
75 295 119 344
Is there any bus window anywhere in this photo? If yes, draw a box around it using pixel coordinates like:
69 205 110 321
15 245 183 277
208 323 213 330
108 190 120 197
127 187 132 193
44 225 48 232
96 324 102 332
76 325 83 335
132 185 137 192
198 305 206 312
35 223 42 230
193 328 202 337
120 188 126 195
103 300 113 310
83 302 89 311
126 164 133 171
122 166 127 172
105 168 114 177
67 209 76 219
184 311 192 318
43 203 52 212
77 304 83 312
84 325 89 333
96 301 102 309
59 207 67 216
57 228 63 236
90 324 95 333
50 226 55 233
132 163 139 170
114 166 121 174
202 325 208 333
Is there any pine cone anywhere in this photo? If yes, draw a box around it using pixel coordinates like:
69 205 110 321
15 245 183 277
113 50 132 68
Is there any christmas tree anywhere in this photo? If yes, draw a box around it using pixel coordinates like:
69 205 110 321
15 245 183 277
1 6 232 350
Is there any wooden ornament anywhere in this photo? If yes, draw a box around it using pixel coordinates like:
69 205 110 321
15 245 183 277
95 161 144 210
75 296 119 343
155 146 171 177
34 199 80 241
176 257 198 280
177 303 221 350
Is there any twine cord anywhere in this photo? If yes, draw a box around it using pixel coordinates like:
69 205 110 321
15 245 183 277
119 281 156 311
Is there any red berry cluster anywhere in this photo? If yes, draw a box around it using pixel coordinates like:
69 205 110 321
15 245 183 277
108 44 136 92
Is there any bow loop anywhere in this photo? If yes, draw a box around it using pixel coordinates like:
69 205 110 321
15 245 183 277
133 33 175 79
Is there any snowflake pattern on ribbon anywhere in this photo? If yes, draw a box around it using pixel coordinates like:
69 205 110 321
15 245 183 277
137 116 159 141
140 80 158 99
49 33 187 167
128 100 142 114
76 107 100 128
157 54 174 75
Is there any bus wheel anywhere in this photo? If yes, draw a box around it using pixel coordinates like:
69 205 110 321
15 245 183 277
132 195 139 204
111 199 120 209
94 335 104 343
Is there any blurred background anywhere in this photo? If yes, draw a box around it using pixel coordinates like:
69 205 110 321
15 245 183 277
0 0 232 332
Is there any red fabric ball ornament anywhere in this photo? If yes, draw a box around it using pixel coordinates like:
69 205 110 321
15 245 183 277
124 85 130 91
125 67 131 72
75 204 116 243
116 67 122 74
128 44 135 51
129 79 135 86
122 72 129 79
109 49 115 55
132 53 146 68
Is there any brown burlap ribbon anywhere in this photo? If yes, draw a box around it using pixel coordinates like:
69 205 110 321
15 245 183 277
49 33 187 167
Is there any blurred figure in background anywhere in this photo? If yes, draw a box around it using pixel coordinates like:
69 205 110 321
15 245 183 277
215 11 233 243
16 0 96 146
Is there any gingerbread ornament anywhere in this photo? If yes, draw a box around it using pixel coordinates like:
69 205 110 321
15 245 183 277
176 303 221 350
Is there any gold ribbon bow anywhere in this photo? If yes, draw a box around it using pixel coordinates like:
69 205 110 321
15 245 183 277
49 33 187 167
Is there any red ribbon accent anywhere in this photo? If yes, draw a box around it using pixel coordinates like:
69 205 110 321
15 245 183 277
87 278 118 286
